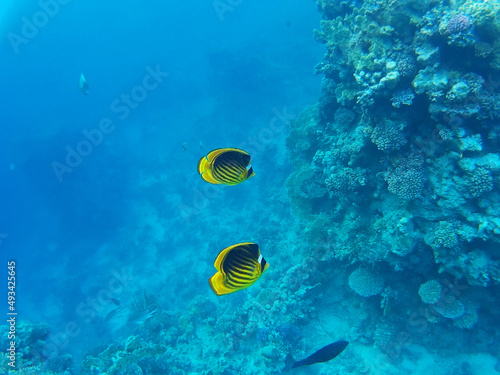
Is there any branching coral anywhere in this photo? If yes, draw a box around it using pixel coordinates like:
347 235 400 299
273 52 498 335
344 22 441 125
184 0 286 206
466 167 494 198
386 166 425 200
325 168 360 197
425 221 459 250
370 121 407 151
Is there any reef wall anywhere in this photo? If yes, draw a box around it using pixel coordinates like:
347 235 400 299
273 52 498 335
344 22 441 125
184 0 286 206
286 0 500 363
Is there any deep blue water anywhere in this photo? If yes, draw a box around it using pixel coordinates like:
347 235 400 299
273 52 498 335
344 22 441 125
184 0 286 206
1 0 323 371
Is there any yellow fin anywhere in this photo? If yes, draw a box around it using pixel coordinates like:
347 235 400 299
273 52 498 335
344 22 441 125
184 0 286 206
209 272 236 296
197 155 211 175
200 169 222 184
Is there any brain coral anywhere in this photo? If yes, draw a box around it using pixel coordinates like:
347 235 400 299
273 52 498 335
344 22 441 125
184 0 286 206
418 280 442 304
348 267 384 297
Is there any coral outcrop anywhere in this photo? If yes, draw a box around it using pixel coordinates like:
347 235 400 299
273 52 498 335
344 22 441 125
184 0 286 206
285 0 500 363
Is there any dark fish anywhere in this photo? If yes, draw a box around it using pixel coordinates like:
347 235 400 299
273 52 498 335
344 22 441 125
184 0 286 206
209 242 269 296
197 148 255 185
291 340 349 369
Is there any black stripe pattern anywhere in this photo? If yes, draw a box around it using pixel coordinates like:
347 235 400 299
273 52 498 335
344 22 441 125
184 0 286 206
213 151 251 184
222 244 262 289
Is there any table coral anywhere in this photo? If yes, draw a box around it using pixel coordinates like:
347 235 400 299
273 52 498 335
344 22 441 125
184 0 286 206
433 297 465 319
453 302 479 329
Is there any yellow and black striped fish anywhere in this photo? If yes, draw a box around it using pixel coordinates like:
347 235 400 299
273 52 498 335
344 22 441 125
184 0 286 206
197 148 255 185
209 242 269 296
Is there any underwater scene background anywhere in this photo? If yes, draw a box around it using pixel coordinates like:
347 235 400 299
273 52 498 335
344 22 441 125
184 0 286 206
1 0 500 374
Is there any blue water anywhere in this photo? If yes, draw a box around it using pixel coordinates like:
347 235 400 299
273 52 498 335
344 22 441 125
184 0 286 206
1 0 323 373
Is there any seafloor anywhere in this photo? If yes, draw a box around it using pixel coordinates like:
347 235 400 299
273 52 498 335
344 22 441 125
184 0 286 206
2 0 500 374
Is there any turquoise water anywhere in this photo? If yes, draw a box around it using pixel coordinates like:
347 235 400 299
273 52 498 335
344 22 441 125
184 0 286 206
1 0 500 374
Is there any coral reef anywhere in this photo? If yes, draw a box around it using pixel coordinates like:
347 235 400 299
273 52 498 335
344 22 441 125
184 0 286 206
0 321 71 374
283 0 500 366
11 1 500 374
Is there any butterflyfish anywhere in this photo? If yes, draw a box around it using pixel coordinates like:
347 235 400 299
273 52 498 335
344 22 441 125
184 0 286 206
291 340 349 369
209 242 269 296
197 148 255 185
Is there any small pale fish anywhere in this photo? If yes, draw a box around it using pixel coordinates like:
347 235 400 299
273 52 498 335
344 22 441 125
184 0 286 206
79 72 89 95
127 306 157 325
197 148 255 185
104 305 127 322
209 242 269 296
